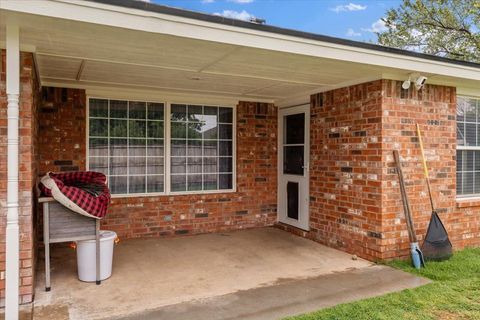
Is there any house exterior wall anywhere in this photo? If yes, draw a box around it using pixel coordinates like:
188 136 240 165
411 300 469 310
37 89 278 238
380 80 480 259
279 79 479 261
0 50 39 305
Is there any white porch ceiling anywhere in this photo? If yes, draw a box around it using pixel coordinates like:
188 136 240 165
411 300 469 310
0 11 391 104
1 8 478 104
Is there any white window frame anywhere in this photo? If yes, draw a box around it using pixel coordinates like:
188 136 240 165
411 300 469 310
456 95 480 199
87 97 237 198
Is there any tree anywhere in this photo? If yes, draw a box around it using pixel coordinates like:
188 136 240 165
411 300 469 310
377 0 480 63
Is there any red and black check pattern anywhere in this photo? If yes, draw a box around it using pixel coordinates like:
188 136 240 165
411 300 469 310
40 171 111 219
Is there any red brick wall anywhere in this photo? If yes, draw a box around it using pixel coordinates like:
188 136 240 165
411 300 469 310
38 87 86 175
37 94 278 238
0 50 39 305
279 79 479 261
280 81 385 261
36 80 480 263
381 80 480 259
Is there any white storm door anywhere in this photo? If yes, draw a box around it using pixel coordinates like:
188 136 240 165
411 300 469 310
278 104 310 231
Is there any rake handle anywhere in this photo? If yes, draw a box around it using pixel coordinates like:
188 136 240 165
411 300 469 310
416 124 435 211
393 150 416 243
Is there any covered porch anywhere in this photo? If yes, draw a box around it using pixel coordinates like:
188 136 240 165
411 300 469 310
1 1 480 319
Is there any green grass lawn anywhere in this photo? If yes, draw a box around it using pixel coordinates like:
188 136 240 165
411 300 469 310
285 248 480 320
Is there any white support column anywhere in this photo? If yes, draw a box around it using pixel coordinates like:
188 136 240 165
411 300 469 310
5 18 20 320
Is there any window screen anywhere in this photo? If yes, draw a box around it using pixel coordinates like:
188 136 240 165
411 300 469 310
89 98 165 195
170 104 234 192
457 96 480 197
88 99 234 195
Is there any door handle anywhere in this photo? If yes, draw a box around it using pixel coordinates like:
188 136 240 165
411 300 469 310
302 162 309 171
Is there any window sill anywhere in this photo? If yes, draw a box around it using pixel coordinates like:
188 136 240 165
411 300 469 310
456 197 480 208
110 188 237 199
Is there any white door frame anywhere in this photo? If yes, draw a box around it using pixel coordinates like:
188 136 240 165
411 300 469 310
277 104 310 231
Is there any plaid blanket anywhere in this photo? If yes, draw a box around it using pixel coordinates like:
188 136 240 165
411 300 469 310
40 171 111 219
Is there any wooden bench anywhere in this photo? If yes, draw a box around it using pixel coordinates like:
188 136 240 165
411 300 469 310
39 197 101 291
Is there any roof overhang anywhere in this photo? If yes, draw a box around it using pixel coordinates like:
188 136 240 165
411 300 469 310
1 0 479 106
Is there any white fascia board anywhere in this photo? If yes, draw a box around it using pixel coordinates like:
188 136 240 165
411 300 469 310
2 0 480 82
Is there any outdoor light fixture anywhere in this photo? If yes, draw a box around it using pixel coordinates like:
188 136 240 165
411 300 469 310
402 73 428 90
402 77 411 90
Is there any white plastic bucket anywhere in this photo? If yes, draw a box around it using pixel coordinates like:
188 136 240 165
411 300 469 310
76 230 116 282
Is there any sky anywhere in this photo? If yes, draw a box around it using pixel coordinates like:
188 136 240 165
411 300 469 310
141 0 402 43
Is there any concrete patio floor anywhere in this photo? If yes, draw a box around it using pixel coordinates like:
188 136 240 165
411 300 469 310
31 228 429 319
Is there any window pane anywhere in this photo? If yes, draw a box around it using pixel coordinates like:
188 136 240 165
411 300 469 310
187 174 202 191
219 141 232 156
475 151 480 171
110 139 127 157
147 175 164 193
109 176 127 194
203 174 217 190
89 138 108 156
219 157 232 173
475 172 480 194
219 107 233 123
219 124 232 140
171 175 186 192
284 146 304 175
147 157 164 175
465 123 476 146
203 124 218 140
110 157 127 175
204 157 217 173
110 119 127 137
110 100 127 118
89 157 108 175
90 99 108 118
129 175 146 193
171 122 187 139
147 121 164 138
171 140 186 157
147 139 164 157
465 172 474 194
129 139 146 157
147 102 164 120
285 113 305 144
187 157 202 174
129 120 146 138
88 98 168 195
466 151 474 171
457 122 465 146
171 104 187 121
171 157 186 174
219 174 232 189
129 101 146 119
90 119 108 137
204 141 218 156
129 157 146 175
456 150 463 171
456 171 462 195
465 99 476 122
188 122 203 139
204 106 217 118
188 140 202 157
188 105 203 122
